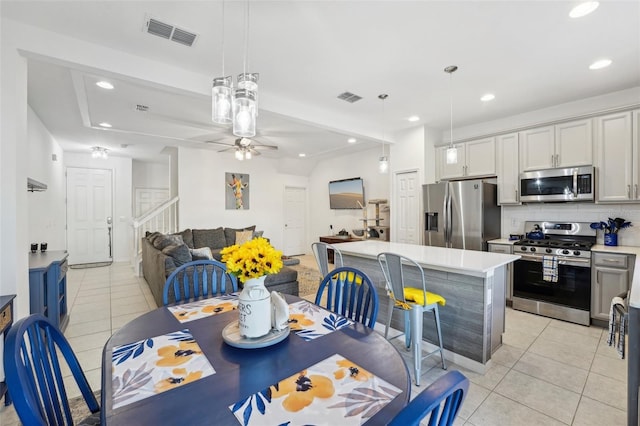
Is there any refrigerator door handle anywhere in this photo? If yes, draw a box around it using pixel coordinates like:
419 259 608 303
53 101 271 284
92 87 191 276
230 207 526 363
444 183 452 248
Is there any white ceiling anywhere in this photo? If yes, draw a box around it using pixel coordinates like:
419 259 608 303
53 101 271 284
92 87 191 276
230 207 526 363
3 1 640 165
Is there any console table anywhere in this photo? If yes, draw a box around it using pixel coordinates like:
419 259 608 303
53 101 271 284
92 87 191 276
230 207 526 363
0 294 16 405
28 251 69 331
319 236 361 263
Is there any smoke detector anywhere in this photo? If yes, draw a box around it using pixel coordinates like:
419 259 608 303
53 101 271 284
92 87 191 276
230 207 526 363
337 92 363 103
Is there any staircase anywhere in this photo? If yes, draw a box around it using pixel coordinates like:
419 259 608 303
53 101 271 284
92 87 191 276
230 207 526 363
131 196 179 276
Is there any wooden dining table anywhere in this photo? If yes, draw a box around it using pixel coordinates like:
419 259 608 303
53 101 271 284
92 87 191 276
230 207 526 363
100 294 411 425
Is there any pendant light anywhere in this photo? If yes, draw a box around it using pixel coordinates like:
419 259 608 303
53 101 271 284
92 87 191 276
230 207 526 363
233 0 258 137
212 1 232 124
444 65 458 165
378 94 389 174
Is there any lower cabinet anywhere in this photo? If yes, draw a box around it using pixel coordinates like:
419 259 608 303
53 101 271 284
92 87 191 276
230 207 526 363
591 252 631 321
488 242 513 303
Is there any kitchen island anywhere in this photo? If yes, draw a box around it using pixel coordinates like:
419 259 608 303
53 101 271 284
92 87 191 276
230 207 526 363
336 240 520 372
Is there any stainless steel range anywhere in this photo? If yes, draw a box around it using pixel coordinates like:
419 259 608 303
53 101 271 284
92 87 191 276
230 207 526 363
512 221 596 326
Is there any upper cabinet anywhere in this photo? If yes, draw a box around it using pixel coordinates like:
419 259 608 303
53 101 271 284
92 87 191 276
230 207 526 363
519 119 593 171
595 110 637 202
437 137 496 180
496 133 520 205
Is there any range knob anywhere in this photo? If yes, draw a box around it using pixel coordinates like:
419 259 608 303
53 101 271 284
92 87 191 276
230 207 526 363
573 251 581 256
520 247 527 252
530 247 536 252
545 248 552 254
562 249 570 255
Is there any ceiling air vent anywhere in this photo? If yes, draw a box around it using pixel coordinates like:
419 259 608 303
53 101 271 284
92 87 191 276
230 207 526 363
145 17 198 47
337 92 363 103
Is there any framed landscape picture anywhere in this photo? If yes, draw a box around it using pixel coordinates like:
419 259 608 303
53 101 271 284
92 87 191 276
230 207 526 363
226 173 250 210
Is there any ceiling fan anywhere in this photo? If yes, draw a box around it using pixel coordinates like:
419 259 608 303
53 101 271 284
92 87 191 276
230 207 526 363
205 137 278 160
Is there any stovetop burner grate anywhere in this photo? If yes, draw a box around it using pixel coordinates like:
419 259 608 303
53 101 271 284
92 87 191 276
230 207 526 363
514 238 594 250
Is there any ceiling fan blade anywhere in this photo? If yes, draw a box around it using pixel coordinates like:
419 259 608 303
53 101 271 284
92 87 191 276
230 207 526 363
217 146 235 153
204 139 234 147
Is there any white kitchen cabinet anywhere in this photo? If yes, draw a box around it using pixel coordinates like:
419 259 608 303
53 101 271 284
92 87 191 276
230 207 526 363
591 252 631 321
555 119 593 167
437 137 495 180
496 133 520 205
595 111 635 202
519 126 555 171
520 120 593 172
488 242 514 303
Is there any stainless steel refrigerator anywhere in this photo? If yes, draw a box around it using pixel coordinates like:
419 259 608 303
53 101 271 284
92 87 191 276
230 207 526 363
423 180 501 251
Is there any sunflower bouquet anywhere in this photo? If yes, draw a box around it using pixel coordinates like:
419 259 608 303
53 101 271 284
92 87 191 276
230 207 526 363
220 237 283 283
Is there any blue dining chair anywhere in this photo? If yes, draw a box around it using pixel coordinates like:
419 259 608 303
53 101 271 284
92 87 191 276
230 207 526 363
378 252 447 386
389 370 469 426
4 314 100 426
163 259 238 306
315 266 378 328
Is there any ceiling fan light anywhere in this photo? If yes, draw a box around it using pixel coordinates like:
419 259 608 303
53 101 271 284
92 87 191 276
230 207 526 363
235 149 244 160
245 150 252 160
233 89 256 138
446 147 458 164
212 76 233 124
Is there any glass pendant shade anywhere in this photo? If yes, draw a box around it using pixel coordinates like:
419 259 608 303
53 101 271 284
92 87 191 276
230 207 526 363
378 156 389 174
446 147 458 164
237 73 259 91
212 76 233 124
233 89 257 137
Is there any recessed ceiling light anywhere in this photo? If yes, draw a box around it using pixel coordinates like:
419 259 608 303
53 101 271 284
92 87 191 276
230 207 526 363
589 59 612 70
407 116 420 122
99 122 112 128
298 153 306 157
480 93 495 102
569 2 599 18
96 81 114 90
347 138 357 144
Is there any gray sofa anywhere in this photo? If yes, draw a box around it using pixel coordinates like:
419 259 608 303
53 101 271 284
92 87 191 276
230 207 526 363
141 227 299 307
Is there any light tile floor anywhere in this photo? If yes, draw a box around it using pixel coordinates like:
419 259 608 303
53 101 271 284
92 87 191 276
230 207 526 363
0 256 629 425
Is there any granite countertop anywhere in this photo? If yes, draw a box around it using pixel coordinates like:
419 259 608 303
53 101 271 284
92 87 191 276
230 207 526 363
487 238 520 245
337 240 520 277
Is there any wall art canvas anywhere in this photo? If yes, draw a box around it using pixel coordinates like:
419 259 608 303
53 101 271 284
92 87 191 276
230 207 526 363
226 173 250 210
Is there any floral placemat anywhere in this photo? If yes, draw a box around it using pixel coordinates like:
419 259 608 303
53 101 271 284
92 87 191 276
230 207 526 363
229 353 402 426
288 300 352 341
167 294 239 323
111 329 215 410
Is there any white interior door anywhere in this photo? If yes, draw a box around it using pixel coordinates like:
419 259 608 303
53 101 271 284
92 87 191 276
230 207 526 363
394 170 420 244
67 167 113 265
283 186 306 256
135 187 170 217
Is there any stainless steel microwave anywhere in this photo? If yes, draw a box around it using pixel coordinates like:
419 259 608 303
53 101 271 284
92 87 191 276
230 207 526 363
519 166 595 202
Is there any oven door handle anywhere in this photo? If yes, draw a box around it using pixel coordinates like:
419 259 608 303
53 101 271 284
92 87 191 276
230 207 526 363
518 254 591 267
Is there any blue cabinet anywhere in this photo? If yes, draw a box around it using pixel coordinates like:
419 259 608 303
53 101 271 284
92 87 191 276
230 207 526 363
28 251 69 331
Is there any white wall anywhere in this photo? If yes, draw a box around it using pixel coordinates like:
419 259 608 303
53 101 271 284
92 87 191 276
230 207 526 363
1 18 30 319
177 146 309 251
27 107 66 250
308 148 390 245
132 160 170 191
64 153 133 262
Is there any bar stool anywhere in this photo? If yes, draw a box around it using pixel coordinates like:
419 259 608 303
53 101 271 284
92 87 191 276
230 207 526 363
311 241 343 280
377 252 446 386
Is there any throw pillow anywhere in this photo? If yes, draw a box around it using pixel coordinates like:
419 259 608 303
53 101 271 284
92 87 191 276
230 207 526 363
190 247 214 260
224 225 256 246
193 227 227 250
162 244 192 267
235 230 254 245
146 231 162 245
153 234 184 251
172 229 194 249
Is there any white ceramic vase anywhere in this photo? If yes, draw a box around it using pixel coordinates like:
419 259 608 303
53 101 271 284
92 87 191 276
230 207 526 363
238 275 271 338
